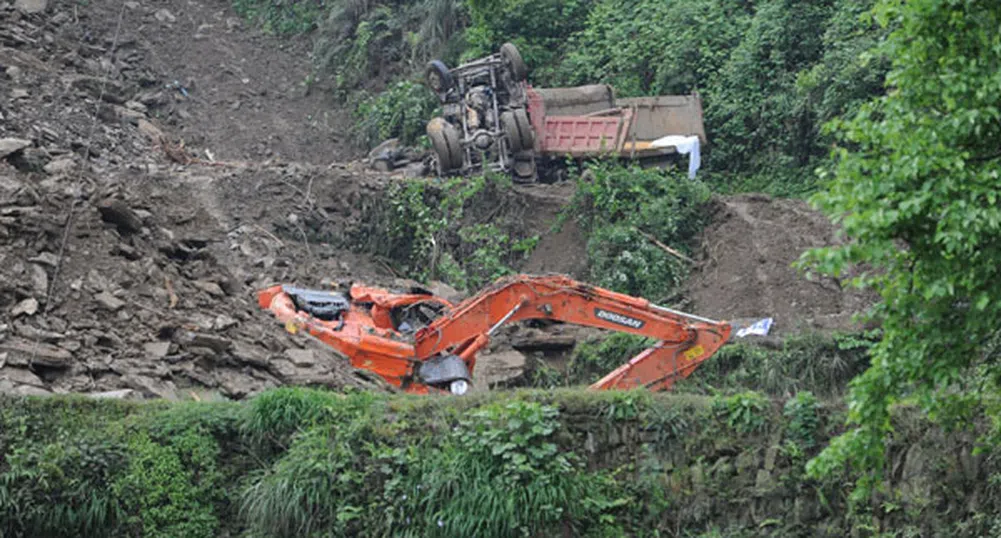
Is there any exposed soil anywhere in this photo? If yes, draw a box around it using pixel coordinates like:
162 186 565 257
520 181 589 279
114 0 353 164
685 194 877 335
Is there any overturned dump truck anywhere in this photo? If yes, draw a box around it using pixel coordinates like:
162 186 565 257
424 43 707 183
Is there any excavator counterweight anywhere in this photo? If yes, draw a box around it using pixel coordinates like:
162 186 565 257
257 275 731 395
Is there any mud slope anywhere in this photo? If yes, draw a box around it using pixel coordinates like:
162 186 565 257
2 0 350 165
686 194 876 335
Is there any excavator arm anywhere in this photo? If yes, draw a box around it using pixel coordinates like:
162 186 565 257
414 275 731 392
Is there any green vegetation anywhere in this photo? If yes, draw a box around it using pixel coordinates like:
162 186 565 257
352 80 439 148
231 0 326 34
565 333 653 387
358 173 538 291
570 163 711 300
798 0 1001 500
3 389 1001 537
686 332 874 398
311 0 467 101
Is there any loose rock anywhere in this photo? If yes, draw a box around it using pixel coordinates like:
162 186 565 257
0 338 73 368
0 138 31 159
28 252 60 267
473 349 527 387
177 330 232 353
86 389 139 399
154 8 176 22
143 341 172 359
43 157 75 175
94 291 126 311
30 264 49 296
14 0 47 14
193 280 225 297
284 348 315 367
97 198 143 234
11 298 39 317
0 366 46 387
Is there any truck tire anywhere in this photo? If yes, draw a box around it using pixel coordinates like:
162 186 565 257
500 43 527 81
425 60 453 99
502 108 534 152
426 117 462 172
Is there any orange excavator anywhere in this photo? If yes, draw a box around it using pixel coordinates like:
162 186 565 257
257 275 731 395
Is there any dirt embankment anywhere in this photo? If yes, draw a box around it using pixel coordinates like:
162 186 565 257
686 194 876 335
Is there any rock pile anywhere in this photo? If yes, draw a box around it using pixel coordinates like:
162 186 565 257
0 156 397 398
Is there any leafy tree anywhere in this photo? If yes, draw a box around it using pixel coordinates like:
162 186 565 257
465 0 597 83
705 0 837 192
558 0 752 97
801 0 1001 500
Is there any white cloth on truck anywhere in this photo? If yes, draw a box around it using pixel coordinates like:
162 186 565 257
651 135 701 179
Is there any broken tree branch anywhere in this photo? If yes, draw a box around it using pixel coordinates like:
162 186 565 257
634 227 695 264
164 276 178 309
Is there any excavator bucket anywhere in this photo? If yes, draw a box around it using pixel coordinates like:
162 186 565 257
589 320 731 392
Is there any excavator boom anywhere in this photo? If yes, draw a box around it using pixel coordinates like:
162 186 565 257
414 275 731 392
258 275 731 394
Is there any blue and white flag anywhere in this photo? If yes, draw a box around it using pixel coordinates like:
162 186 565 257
736 317 773 338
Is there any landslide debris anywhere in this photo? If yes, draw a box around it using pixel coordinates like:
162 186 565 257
686 194 877 335
0 0 393 399
0 157 397 399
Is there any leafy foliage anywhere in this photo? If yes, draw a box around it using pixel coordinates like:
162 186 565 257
311 0 466 98
397 400 616 536
353 80 439 148
567 333 653 386
0 433 125 537
799 0 1001 499
2 390 1001 536
684 332 874 397
712 391 770 434
231 0 326 34
364 175 537 291
570 163 711 300
241 387 357 447
558 0 751 99
112 431 220 538
464 0 597 84
784 391 822 449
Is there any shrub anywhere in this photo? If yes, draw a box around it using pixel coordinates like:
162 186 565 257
353 80 439 149
113 430 220 538
395 400 617 537
783 391 821 449
570 163 711 300
567 333 653 386
712 391 769 434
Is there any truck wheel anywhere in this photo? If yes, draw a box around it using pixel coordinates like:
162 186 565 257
500 43 527 81
501 108 534 152
425 60 453 98
426 117 462 172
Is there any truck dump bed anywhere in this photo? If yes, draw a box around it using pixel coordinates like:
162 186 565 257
527 87 706 160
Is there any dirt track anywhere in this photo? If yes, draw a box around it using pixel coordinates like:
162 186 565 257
0 0 872 399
